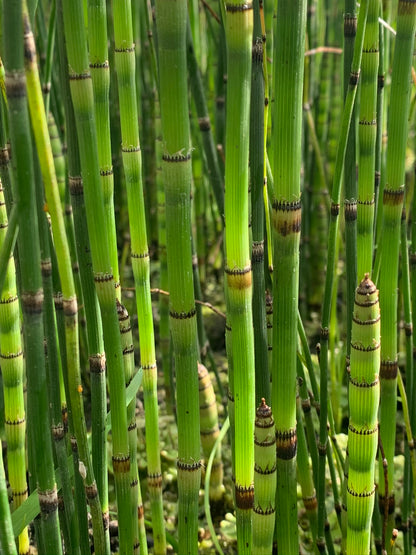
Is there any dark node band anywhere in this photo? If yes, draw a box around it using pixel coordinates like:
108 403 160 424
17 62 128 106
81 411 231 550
349 70 360 87
68 176 83 195
148 473 163 488
331 202 340 216
121 145 141 153
68 72 91 81
349 374 379 388
169 308 196 319
89 61 109 69
85 484 98 500
344 200 357 222
380 360 398 380
198 117 211 131
351 340 380 352
347 484 376 498
114 45 135 53
344 15 357 37
162 152 191 162
348 423 378 436
112 454 130 473
89 354 106 374
352 314 380 326
131 250 149 259
235 484 254 509
253 505 275 515
21 290 44 314
225 2 253 12
94 273 114 283
383 187 405 205
177 459 202 471
276 429 297 460
100 168 113 177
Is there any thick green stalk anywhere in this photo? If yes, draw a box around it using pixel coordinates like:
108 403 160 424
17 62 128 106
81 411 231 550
317 2 368 550
356 0 379 280
60 1 132 552
88 0 120 297
250 1 269 407
252 399 276 555
0 440 17 555
347 275 380 555
271 1 306 553
3 1 62 551
223 1 255 551
155 1 201 552
110 1 166 551
23 9 106 552
377 2 416 542
0 182 28 555
55 6 110 546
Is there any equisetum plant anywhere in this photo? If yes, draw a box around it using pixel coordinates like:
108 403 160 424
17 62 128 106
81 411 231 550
1 1 416 555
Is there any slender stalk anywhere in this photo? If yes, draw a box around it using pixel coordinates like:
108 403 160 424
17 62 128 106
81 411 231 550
0 440 17 555
223 0 255 550
377 2 416 545
55 5 110 546
400 204 413 552
3 1 62 551
60 1 132 552
356 0 379 280
154 1 201 552
317 3 368 550
0 181 28 555
252 399 276 555
24 7 107 552
250 0 269 407
117 302 146 555
110 0 166 550
35 174 80 555
347 275 380 555
187 19 224 223
296 390 318 545
344 0 358 368
271 1 306 552
88 0 120 297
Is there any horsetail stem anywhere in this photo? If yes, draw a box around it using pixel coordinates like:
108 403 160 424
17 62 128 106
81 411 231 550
252 399 276 555
60 1 133 551
154 0 201 551
88 0 120 297
271 0 306 552
117 301 146 555
223 0 255 550
110 0 166 550
356 0 379 280
24 7 108 551
377 1 416 540
317 1 368 548
3 1 62 550
347 275 380 555
0 181 28 555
